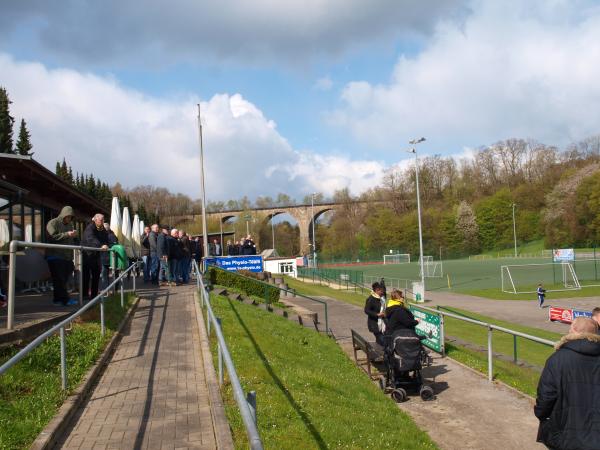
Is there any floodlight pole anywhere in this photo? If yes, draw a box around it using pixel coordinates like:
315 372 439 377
408 137 426 293
311 193 317 268
197 104 209 259
512 203 517 258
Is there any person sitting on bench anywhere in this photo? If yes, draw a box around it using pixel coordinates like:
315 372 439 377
385 289 419 336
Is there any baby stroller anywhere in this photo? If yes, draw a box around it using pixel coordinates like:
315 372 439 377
382 328 434 402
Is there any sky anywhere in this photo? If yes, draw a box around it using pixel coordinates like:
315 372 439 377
2 0 600 202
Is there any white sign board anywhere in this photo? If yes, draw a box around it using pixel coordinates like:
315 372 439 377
411 281 425 303
553 248 574 262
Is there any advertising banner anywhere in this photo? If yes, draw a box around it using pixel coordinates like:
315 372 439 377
553 248 575 262
572 309 593 319
411 281 425 303
549 306 573 323
205 255 263 273
409 306 444 353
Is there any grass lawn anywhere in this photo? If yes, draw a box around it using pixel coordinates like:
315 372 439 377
463 285 600 300
0 292 136 450
206 293 437 449
283 275 367 307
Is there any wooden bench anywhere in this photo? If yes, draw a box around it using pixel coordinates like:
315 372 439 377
351 329 384 378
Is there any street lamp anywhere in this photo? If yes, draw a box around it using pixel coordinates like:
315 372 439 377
311 193 317 268
408 137 426 296
197 104 209 259
512 203 517 258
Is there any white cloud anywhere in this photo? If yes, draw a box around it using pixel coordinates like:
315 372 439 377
0 53 384 201
329 0 600 152
314 76 333 92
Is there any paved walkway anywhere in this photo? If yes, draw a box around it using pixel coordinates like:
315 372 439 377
285 294 544 450
57 285 231 449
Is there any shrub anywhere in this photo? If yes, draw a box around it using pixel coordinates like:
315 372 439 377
207 267 280 304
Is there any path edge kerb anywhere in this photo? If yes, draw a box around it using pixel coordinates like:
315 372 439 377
30 295 142 450
193 290 235 450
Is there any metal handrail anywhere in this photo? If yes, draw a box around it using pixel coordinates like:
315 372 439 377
0 260 138 390
207 264 330 335
6 240 112 329
409 302 556 382
192 260 264 450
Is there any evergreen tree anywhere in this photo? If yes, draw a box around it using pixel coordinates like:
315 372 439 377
67 166 74 185
0 87 15 154
60 159 68 181
55 161 62 176
15 118 33 156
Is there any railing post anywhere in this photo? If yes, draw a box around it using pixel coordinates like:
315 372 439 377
247 391 257 424
132 263 136 293
207 308 211 335
7 241 17 330
217 317 223 386
78 249 84 306
487 325 493 381
100 298 106 336
60 326 68 390
120 279 124 308
513 334 518 363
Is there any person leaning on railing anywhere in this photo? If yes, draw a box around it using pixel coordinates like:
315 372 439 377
81 214 109 300
45 205 78 306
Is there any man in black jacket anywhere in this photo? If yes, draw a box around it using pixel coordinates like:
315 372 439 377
364 282 386 346
535 317 600 449
148 224 159 285
82 214 109 300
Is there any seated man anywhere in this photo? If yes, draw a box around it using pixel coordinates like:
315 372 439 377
535 317 600 449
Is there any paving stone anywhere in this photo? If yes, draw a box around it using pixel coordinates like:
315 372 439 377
56 286 219 449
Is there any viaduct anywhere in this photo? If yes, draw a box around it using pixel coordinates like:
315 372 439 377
173 202 346 253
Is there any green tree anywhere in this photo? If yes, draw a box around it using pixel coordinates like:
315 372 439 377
15 119 33 155
0 87 15 154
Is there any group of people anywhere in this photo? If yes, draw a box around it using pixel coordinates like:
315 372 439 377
225 235 257 256
364 280 418 347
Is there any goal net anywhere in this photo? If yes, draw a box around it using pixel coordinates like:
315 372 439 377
501 263 581 294
383 253 410 264
418 256 443 278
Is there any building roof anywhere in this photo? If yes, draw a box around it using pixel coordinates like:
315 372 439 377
0 153 109 218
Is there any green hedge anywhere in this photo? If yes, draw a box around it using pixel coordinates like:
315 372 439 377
207 267 280 304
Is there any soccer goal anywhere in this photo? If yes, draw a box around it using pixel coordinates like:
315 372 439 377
383 253 411 264
418 255 444 278
501 262 581 294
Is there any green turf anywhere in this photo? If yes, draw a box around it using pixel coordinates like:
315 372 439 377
284 275 367 307
206 293 437 450
345 256 600 299
0 293 136 450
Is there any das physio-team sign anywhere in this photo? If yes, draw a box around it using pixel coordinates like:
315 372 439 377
205 255 264 273
409 305 444 353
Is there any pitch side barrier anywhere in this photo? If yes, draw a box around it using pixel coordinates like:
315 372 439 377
0 259 139 391
192 260 264 450
408 303 555 382
298 266 366 293
5 240 116 330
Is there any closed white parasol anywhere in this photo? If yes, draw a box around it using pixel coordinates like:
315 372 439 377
110 197 123 243
122 207 133 258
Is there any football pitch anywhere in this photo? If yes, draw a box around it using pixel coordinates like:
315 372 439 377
344 257 600 297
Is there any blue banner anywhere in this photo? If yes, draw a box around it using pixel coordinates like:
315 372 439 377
205 255 263 273
572 309 592 319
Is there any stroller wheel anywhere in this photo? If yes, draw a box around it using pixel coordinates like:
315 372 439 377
391 388 407 403
420 385 435 401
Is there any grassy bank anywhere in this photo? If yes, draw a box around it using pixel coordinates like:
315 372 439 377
206 293 437 449
284 275 367 307
0 292 136 450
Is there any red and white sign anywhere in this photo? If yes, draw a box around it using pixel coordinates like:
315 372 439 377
549 306 573 324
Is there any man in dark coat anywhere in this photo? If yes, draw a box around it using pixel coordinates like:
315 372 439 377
46 205 78 306
140 226 151 282
364 282 386 346
535 317 600 449
148 224 159 285
166 228 183 285
82 213 109 300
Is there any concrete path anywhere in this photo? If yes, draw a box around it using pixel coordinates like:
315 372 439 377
425 291 600 333
57 285 232 450
285 294 544 450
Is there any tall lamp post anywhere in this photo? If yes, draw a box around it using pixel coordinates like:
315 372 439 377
408 137 426 295
311 193 317 268
197 104 209 259
512 203 517 258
